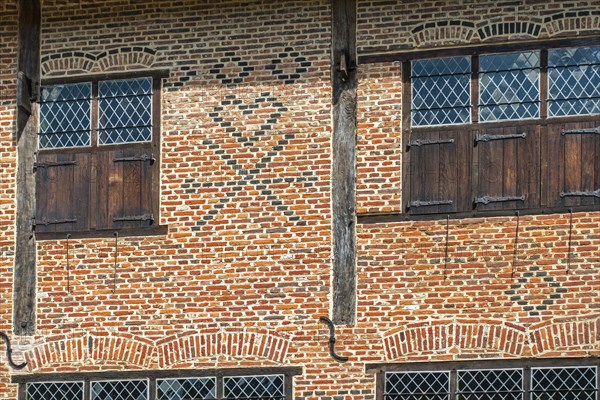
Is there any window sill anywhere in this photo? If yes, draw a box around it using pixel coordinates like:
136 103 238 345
35 225 169 241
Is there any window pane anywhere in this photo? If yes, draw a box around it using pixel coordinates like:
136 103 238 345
411 56 471 126
548 46 600 116
385 371 450 400
156 378 216 400
223 375 285 399
531 367 597 400
91 380 148 400
39 83 91 149
99 77 152 145
479 51 540 121
457 369 522 400
27 382 83 400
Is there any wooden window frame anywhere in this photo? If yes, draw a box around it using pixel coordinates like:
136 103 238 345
367 357 600 400
35 70 169 239
14 367 301 400
394 37 600 221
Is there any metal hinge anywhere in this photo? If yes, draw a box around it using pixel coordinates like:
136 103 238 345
33 217 77 227
410 199 453 208
33 160 77 171
560 189 600 199
408 138 454 148
561 127 600 136
475 195 525 205
113 214 155 223
475 132 526 143
113 154 155 164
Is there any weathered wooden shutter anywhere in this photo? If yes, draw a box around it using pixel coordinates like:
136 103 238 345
96 146 156 230
35 152 90 233
474 125 540 212
407 130 471 215
546 121 600 208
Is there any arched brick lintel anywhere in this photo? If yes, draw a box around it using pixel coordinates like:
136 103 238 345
544 10 600 37
530 316 600 356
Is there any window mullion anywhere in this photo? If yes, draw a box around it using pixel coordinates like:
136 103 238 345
449 368 457 400
471 54 479 124
91 81 98 148
540 49 548 119
216 374 224 400
523 366 531 400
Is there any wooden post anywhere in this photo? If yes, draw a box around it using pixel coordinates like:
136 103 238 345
14 0 41 335
331 0 357 325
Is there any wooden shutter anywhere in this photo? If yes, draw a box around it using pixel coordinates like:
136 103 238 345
96 145 156 230
546 120 600 208
35 152 90 234
407 130 471 215
474 124 540 212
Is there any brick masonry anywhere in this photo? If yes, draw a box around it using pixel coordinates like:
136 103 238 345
0 1 598 400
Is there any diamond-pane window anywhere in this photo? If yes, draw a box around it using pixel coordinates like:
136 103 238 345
39 83 91 149
156 378 217 400
91 380 148 400
479 51 540 122
548 46 600 117
385 371 450 400
457 369 522 400
411 56 471 126
26 382 84 400
99 77 152 145
223 375 285 399
531 367 597 400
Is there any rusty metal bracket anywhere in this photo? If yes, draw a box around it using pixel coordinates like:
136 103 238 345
476 132 526 143
113 154 155 164
410 199 453 208
408 138 454 148
476 195 525 205
113 214 154 223
560 189 600 199
0 332 27 370
33 160 77 172
33 217 77 227
319 316 349 362
561 127 600 135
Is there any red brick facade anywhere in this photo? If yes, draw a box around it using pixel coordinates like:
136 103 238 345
1 0 599 399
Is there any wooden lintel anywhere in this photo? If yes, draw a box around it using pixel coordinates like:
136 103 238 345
331 0 357 326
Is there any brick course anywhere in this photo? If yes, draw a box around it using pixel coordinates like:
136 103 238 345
0 0 598 399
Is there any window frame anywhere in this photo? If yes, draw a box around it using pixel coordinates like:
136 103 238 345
36 69 169 240
400 36 600 221
367 357 600 400
14 367 301 400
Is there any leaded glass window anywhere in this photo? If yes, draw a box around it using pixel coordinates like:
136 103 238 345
98 77 153 145
411 56 471 126
531 366 598 400
91 380 148 400
384 371 450 400
26 382 84 400
156 378 217 400
548 46 600 117
223 375 285 400
479 51 540 121
39 83 91 149
457 369 522 400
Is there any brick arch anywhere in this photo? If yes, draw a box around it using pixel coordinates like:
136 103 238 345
543 10 600 37
41 53 95 76
96 47 157 72
157 330 291 368
477 18 542 41
411 20 475 47
383 319 527 360
24 332 155 371
530 315 600 356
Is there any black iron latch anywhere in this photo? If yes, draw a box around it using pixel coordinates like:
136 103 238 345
560 189 600 199
113 214 155 223
33 160 77 172
560 127 600 135
410 199 453 208
408 138 454 148
33 217 77 227
113 154 155 164
475 195 525 205
475 132 526 143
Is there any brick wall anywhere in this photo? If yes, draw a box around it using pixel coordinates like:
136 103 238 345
0 0 598 399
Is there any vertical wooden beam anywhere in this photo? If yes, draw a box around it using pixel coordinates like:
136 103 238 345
14 0 41 335
331 0 357 325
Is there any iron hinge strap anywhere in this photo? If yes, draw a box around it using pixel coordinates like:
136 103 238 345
33 217 77 227
113 214 155 223
410 199 453 208
475 132 526 143
33 160 77 171
561 127 600 135
476 195 525 205
560 189 600 198
408 138 454 147
113 154 155 164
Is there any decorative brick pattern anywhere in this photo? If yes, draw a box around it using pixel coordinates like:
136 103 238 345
544 9 600 37
412 20 475 47
530 316 600 356
477 19 543 40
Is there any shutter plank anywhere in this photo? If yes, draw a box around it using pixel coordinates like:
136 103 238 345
517 125 540 210
108 149 124 230
503 126 517 211
73 153 90 232
580 123 596 207
477 128 504 212
546 123 563 208
563 122 582 208
96 150 110 229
